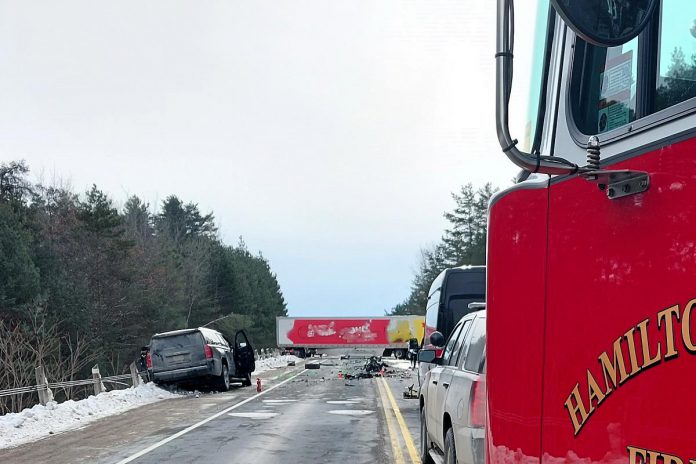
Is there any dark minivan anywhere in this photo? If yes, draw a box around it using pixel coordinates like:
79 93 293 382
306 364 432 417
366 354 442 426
148 327 255 391
419 265 485 385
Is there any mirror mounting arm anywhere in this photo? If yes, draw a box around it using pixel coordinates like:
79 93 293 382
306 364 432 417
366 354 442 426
495 0 579 177
581 136 650 199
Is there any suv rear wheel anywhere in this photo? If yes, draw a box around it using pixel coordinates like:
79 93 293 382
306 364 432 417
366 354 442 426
420 407 434 464
444 427 457 464
218 363 230 392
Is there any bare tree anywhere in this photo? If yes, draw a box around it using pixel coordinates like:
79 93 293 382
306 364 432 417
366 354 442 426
0 305 97 413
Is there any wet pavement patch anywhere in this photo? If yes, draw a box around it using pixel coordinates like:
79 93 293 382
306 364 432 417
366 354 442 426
327 410 374 416
228 411 280 419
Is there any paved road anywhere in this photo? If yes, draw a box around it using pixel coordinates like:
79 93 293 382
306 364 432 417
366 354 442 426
0 357 422 464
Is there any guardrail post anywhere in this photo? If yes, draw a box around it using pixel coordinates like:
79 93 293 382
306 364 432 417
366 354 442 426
92 365 105 395
129 362 142 387
35 366 53 406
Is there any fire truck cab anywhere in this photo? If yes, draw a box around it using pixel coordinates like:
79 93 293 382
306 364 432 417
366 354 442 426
489 1 696 463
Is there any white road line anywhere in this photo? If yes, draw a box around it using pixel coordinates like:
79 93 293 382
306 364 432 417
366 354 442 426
115 369 308 464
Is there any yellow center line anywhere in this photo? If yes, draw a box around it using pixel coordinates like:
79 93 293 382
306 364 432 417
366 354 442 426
376 376 406 464
380 376 420 464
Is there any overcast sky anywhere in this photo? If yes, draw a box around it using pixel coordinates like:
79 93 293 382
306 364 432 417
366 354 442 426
0 0 526 317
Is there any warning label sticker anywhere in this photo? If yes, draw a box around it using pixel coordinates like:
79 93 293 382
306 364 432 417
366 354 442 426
598 51 633 133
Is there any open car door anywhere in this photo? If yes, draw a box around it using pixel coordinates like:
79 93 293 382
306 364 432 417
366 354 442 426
234 330 255 375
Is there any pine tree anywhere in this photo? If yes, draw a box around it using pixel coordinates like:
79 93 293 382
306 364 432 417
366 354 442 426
0 160 291 395
387 183 498 315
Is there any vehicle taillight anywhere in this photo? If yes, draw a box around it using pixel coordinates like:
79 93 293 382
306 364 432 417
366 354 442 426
204 344 213 359
146 353 152 369
469 378 486 427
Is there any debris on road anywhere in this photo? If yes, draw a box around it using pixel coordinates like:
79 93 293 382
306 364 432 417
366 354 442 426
403 384 418 399
363 356 388 374
306 362 321 369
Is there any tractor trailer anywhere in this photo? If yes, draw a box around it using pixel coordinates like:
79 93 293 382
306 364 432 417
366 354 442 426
276 316 425 358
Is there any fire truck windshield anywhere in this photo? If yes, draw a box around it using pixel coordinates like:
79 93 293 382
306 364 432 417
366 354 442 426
507 0 550 153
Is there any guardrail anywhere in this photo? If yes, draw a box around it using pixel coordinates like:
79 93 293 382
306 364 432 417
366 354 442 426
2 349 283 412
0 363 144 407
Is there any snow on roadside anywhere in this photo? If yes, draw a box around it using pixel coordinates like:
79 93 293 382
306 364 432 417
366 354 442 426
253 355 301 375
0 356 299 449
0 382 179 450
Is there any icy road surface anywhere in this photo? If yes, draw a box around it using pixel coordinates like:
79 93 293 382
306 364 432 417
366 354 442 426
0 357 421 464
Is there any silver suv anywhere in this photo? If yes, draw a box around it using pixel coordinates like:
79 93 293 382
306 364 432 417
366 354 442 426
419 310 486 464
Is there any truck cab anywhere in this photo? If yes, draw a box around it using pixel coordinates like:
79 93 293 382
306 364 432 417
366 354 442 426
488 0 696 462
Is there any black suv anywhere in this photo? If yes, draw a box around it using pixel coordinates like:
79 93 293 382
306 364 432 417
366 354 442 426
148 327 255 391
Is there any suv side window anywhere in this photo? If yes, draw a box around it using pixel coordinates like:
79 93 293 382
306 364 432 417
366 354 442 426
448 320 472 367
462 318 486 373
202 331 216 345
442 323 463 365
212 333 226 347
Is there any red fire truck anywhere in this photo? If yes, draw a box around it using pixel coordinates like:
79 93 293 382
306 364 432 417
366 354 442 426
489 1 696 464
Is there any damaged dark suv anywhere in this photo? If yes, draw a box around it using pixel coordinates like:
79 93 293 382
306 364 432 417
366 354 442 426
148 327 256 391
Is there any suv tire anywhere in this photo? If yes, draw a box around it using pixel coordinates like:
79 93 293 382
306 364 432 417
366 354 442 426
218 363 230 392
420 407 434 464
444 427 457 464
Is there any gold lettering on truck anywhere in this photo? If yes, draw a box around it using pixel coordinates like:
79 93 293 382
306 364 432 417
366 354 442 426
564 298 694 435
628 446 689 464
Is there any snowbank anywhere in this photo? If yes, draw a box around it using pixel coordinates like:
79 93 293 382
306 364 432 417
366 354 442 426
253 355 301 375
0 382 179 449
0 356 298 449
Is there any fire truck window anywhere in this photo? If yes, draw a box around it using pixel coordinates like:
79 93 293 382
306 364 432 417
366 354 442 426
448 320 472 367
442 323 463 365
571 38 639 135
655 0 696 111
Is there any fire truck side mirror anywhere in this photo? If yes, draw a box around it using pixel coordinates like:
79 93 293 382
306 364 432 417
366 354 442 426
551 0 658 47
